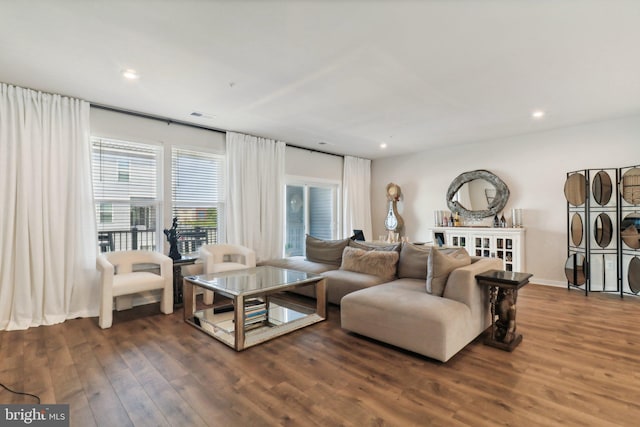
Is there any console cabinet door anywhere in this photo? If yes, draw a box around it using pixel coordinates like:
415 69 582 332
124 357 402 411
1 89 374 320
447 232 470 252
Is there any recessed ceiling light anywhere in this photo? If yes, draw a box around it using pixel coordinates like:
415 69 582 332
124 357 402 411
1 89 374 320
532 110 545 119
380 143 388 149
122 69 139 80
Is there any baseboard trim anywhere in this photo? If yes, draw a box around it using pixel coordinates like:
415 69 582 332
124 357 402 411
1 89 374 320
529 277 566 288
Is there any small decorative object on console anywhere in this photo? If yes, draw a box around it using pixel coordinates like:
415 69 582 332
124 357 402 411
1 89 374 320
164 217 182 260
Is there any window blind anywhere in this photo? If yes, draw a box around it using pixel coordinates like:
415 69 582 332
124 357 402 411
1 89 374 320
171 147 224 252
309 186 334 240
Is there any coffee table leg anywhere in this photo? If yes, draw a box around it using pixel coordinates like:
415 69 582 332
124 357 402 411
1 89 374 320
316 278 327 319
183 278 195 321
234 295 245 351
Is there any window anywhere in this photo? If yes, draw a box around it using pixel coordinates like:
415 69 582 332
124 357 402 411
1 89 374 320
98 203 113 224
92 137 162 252
130 204 155 229
171 147 224 254
285 181 339 256
117 160 130 182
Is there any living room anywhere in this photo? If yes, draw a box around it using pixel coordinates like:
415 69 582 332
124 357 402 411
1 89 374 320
2 1 640 425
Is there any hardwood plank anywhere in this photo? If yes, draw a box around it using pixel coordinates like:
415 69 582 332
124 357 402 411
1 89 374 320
64 319 134 427
114 335 208 426
0 328 25 404
1 285 640 426
43 323 96 426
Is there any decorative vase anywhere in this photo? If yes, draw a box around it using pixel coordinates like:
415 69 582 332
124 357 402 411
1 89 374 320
385 200 404 232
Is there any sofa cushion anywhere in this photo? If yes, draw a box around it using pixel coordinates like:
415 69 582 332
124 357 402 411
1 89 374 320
427 247 471 296
348 240 401 252
323 269 389 305
258 256 338 274
340 246 399 281
397 243 432 280
305 235 350 266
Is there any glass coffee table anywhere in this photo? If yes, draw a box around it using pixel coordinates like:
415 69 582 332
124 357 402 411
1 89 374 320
183 266 327 351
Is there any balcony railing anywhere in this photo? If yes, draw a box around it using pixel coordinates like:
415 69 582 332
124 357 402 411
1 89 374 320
98 226 218 254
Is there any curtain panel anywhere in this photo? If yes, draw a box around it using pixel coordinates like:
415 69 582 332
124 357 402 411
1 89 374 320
342 156 372 240
225 132 285 262
0 83 98 330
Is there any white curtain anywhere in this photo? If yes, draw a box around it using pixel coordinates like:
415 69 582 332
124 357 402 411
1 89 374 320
0 83 98 330
225 132 285 262
342 156 372 240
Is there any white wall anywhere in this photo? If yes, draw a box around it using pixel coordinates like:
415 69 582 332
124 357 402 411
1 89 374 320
372 114 640 285
90 107 226 150
285 146 343 180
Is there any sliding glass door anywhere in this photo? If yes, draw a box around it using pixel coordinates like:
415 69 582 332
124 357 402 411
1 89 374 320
285 182 338 256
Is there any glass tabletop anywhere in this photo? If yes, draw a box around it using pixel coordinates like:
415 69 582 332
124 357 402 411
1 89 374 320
184 265 322 296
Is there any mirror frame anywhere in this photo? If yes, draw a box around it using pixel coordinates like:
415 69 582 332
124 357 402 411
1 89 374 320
446 170 510 220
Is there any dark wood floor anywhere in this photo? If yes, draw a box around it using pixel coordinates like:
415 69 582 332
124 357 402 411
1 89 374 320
2 284 640 426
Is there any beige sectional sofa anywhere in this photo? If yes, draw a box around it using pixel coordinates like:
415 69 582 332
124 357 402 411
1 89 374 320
260 236 501 362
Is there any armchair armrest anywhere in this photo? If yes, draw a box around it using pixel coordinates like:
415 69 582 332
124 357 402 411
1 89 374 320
96 254 114 276
199 246 214 270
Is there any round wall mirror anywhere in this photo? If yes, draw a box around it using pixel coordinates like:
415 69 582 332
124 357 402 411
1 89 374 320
629 256 640 294
446 170 509 220
621 167 640 205
571 213 583 246
564 253 587 286
621 213 640 249
592 171 613 206
564 173 586 206
594 213 613 248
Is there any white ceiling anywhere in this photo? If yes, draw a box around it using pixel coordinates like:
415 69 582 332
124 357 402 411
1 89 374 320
2 0 640 159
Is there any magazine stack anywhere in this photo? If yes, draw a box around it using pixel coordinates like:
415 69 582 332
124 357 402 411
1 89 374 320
244 298 267 328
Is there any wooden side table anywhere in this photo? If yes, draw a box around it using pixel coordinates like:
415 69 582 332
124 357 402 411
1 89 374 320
173 256 199 306
475 269 533 351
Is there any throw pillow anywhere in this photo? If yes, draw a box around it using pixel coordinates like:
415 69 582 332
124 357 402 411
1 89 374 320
426 247 471 296
340 246 399 281
348 240 401 252
305 235 350 266
397 243 432 279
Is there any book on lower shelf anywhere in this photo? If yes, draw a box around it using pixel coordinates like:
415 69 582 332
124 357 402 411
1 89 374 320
244 298 266 322
245 309 267 323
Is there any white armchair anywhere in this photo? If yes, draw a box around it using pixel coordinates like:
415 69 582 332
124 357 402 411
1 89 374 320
199 244 256 304
96 250 173 329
